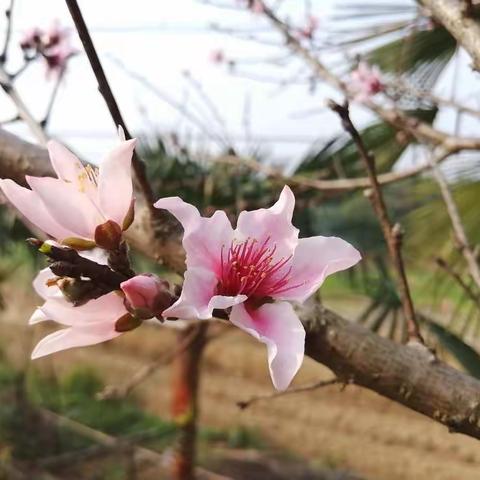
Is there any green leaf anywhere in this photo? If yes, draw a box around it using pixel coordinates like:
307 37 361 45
423 316 480 379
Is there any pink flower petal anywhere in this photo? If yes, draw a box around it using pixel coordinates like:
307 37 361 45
26 175 101 239
162 267 246 319
154 196 200 231
154 197 234 273
278 236 361 303
98 139 136 226
0 179 73 240
40 291 126 326
235 186 298 259
33 268 62 300
47 140 84 182
31 321 121 359
230 301 305 390
29 308 48 325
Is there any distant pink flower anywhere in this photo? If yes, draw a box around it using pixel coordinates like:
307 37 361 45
29 267 128 359
19 27 42 51
44 42 77 77
154 186 361 390
350 62 384 102
0 138 136 248
299 15 320 39
19 21 76 77
250 0 264 13
41 20 69 49
121 274 172 320
237 0 264 13
209 49 225 64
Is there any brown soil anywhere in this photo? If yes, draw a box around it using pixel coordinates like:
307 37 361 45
1 283 480 480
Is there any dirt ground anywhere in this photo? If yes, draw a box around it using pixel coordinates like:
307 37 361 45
1 283 480 480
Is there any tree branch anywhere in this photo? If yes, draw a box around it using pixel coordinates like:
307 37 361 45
429 155 480 291
64 0 156 208
257 0 480 152
303 304 480 440
328 100 424 344
4 129 480 440
420 0 480 71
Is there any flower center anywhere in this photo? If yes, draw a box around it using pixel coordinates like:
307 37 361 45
217 237 295 298
76 165 98 193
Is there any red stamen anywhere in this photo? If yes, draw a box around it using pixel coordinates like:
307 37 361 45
217 237 295 299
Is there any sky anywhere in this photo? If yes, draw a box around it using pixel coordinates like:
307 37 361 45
0 0 479 174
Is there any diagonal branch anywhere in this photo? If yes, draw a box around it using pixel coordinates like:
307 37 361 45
328 100 424 344
4 129 480 440
429 156 480 291
420 0 480 71
64 0 156 209
257 0 480 153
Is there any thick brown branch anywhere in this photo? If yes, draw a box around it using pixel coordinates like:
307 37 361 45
421 0 480 71
4 129 480 441
0 128 186 272
303 305 480 440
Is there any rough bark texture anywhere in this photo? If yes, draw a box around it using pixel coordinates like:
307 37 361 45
421 0 480 72
0 128 186 272
304 305 480 439
3 129 480 441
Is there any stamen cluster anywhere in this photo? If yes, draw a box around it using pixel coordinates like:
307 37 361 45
218 237 295 298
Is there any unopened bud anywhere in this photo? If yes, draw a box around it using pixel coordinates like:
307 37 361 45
120 274 174 320
95 220 122 250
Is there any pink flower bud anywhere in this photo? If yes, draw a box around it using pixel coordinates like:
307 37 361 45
120 274 173 320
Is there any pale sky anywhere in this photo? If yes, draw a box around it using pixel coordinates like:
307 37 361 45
0 0 479 173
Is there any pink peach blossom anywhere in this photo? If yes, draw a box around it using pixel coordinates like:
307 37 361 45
41 20 69 49
44 42 77 77
29 267 127 359
350 61 384 102
120 274 172 319
19 27 42 51
0 138 136 247
154 186 361 390
209 49 225 64
299 15 320 39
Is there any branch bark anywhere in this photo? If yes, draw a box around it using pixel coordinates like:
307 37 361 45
257 0 480 152
303 305 480 440
0 127 186 272
421 0 480 71
3 129 480 441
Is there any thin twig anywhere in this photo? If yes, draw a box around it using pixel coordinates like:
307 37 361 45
215 150 451 192
41 66 66 128
429 158 480 291
109 55 229 148
97 323 202 400
328 100 424 345
0 0 14 64
0 67 49 144
237 378 340 410
64 0 155 208
435 257 480 311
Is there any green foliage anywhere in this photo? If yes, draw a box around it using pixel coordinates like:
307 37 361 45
297 109 437 178
423 316 480 379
